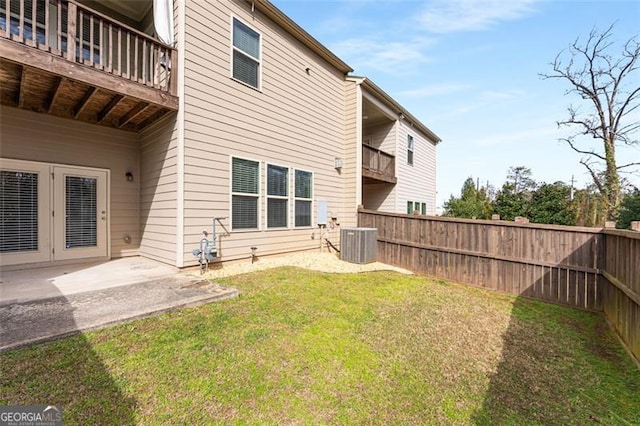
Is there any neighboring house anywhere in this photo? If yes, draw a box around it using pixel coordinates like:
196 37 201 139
348 77 441 216
0 0 441 269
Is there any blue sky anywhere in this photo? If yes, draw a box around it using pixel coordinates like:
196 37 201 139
272 0 640 210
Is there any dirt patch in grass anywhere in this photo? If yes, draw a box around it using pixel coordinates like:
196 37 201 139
1 268 638 424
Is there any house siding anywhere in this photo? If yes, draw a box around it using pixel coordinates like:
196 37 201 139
343 79 359 222
364 121 396 154
0 105 141 258
180 0 349 264
139 114 179 265
395 120 437 215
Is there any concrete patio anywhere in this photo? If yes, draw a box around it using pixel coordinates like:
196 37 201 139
0 257 237 351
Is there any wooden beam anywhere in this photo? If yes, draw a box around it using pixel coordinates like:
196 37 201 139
135 108 171 131
97 94 124 123
118 102 149 128
0 38 179 110
74 87 98 118
47 77 66 113
17 66 27 108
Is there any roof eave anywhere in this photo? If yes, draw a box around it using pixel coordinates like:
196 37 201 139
360 79 442 144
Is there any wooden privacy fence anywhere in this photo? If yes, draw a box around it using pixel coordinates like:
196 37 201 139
358 209 640 363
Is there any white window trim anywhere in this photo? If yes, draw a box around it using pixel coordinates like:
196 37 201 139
407 134 414 166
294 168 313 228
229 15 262 91
230 156 261 232
265 162 290 230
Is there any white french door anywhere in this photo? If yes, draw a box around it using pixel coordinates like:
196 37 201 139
53 167 108 261
0 159 108 266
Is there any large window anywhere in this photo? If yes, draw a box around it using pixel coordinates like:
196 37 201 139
294 170 313 227
407 134 414 166
231 17 261 89
231 157 259 230
267 164 288 228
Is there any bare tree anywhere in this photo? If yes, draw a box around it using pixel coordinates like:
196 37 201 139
541 24 640 219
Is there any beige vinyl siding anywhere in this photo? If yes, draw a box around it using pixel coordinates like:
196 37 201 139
343 79 359 225
362 183 396 212
181 0 349 264
396 120 437 215
0 105 140 258
364 121 396 154
139 114 179 265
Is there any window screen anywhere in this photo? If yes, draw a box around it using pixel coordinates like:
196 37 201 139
0 171 38 253
407 201 413 214
267 165 288 228
65 176 97 248
407 135 414 166
294 170 312 227
232 18 260 89
232 157 259 230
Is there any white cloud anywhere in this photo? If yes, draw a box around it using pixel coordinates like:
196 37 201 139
416 0 540 34
330 36 436 74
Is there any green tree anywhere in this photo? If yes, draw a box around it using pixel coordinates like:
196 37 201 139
616 190 640 229
529 182 577 225
443 177 493 219
542 25 640 219
506 166 537 193
493 183 530 221
571 187 607 227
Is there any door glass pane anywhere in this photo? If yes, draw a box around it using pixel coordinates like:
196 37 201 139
0 171 38 252
65 176 97 248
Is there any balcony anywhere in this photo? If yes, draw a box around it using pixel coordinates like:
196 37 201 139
362 144 396 184
0 0 178 131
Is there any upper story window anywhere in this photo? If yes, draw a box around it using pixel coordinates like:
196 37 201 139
407 135 414 166
231 157 260 230
294 170 313 227
267 164 289 229
232 17 261 90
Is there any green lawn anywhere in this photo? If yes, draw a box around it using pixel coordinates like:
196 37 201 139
1 268 638 425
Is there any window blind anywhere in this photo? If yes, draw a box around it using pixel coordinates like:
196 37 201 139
233 18 259 59
232 158 259 230
267 165 288 196
295 200 311 227
232 195 258 229
65 176 97 249
295 170 312 199
0 171 38 253
232 18 260 88
267 198 287 228
232 158 259 194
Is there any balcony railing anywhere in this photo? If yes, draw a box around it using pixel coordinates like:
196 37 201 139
0 0 177 95
362 144 396 184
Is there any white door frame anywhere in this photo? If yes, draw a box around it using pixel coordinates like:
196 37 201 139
53 166 109 261
0 158 110 266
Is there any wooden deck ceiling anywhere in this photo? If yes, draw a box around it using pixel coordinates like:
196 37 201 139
0 43 177 132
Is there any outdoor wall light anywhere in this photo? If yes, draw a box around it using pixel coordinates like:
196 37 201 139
126 172 134 182
335 158 343 169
